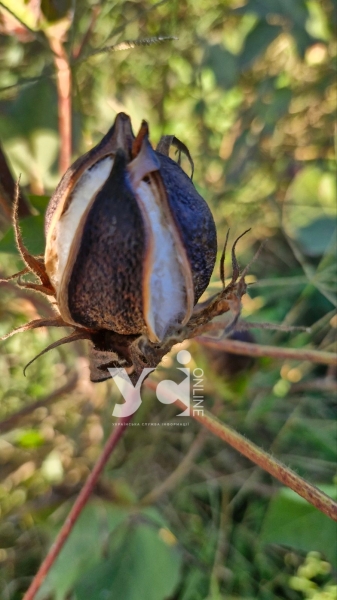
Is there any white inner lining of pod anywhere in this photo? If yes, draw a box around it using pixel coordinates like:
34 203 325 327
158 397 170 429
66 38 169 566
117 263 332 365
51 156 114 291
136 181 187 342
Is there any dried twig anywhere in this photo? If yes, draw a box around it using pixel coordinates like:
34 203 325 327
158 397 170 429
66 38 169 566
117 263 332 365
144 380 337 521
81 36 177 62
197 337 337 366
183 402 337 520
198 319 309 336
22 414 133 600
290 377 337 394
48 37 72 174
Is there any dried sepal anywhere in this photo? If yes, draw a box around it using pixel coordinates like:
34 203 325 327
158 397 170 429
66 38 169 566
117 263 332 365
13 180 53 290
156 135 194 179
23 330 89 376
0 315 67 342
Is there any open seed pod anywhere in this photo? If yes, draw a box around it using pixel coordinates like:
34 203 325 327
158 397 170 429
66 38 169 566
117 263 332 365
45 113 217 344
2 112 220 382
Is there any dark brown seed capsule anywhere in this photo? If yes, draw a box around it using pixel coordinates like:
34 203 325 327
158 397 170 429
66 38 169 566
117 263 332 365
44 112 217 343
2 112 226 383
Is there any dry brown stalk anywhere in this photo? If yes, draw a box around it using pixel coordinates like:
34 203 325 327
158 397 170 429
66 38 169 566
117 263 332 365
197 337 337 366
48 36 72 174
144 380 337 521
22 414 133 600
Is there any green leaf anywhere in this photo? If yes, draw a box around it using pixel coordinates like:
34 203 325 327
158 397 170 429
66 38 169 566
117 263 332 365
203 44 238 89
36 502 129 600
75 520 182 600
0 214 45 255
36 501 182 600
295 218 336 257
27 194 50 213
239 22 282 68
260 487 337 568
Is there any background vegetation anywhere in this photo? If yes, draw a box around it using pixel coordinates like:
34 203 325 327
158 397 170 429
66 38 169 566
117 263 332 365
0 0 336 598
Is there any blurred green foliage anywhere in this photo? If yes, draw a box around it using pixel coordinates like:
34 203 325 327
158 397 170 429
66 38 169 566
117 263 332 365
0 0 336 599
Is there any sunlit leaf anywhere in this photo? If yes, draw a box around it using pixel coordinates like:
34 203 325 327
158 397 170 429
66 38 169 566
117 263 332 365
260 487 337 568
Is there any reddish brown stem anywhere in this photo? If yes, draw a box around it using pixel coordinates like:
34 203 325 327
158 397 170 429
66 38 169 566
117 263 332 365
144 380 337 521
197 337 337 366
22 414 133 600
181 402 337 521
48 37 72 175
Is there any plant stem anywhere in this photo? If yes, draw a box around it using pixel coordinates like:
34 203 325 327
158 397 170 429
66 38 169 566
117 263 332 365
22 414 133 600
48 36 72 175
197 337 337 366
180 400 337 521
144 380 337 521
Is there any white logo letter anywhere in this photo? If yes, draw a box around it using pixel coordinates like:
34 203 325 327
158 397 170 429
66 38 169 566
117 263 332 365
156 350 191 416
109 368 155 417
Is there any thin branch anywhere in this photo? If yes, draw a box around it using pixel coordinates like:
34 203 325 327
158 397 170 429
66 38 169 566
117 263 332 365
219 229 230 287
238 320 310 333
79 36 177 63
251 276 309 288
22 414 133 600
144 380 337 521
198 320 309 336
183 402 337 520
290 377 337 394
0 372 78 434
196 337 337 366
0 70 54 94
0 36 176 94
96 0 171 49
48 36 72 174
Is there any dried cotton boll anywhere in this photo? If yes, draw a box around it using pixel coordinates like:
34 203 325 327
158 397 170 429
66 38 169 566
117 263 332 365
45 115 216 343
1 112 249 383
